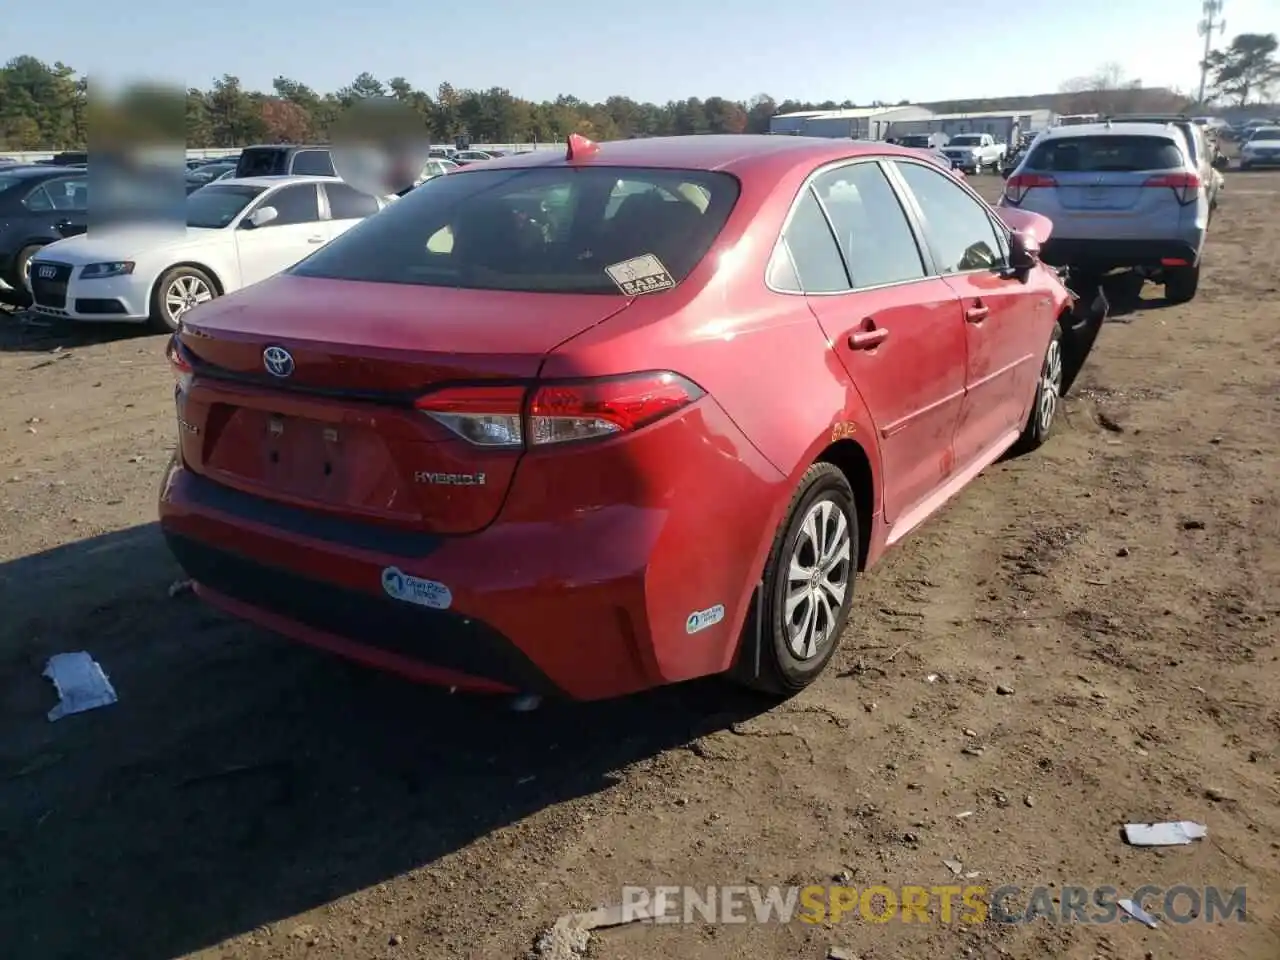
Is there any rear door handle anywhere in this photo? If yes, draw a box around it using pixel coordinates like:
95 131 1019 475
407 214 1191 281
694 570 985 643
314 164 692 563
848 327 889 350
306 235 324 244
965 303 990 323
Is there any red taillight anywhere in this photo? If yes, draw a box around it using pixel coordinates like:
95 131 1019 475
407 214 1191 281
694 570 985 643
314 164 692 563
529 372 702 445
414 372 704 448
166 334 193 393
1143 172 1201 205
1003 173 1056 204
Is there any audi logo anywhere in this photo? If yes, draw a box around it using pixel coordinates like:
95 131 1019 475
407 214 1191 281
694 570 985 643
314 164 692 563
262 345 295 378
37 265 56 279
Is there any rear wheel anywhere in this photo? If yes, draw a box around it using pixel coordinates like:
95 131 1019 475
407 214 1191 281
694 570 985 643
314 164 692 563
730 463 858 697
1164 263 1200 304
149 266 217 333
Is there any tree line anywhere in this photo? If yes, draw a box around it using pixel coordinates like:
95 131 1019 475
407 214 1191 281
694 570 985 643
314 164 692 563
1 35 1275 152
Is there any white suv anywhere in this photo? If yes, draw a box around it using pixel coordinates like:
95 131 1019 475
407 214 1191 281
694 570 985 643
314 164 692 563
998 122 1209 303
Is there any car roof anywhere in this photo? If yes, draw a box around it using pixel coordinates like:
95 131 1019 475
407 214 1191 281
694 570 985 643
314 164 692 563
0 165 81 180
454 134 934 178
1035 122 1183 142
206 175 342 188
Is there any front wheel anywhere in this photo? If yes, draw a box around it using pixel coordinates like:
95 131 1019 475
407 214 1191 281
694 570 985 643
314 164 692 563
1010 320 1064 456
149 265 217 333
730 463 859 697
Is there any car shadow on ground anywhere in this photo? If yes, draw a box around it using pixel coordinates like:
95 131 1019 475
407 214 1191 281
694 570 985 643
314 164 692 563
0 524 768 960
0 308 154 354
1097 269 1172 319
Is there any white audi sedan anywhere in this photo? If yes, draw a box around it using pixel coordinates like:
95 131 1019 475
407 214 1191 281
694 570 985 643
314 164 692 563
28 175 388 332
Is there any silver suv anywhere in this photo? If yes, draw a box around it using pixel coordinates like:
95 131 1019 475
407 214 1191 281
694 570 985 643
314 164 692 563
997 122 1208 303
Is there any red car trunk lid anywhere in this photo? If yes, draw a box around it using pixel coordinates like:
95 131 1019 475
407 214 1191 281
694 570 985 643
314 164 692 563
176 274 631 534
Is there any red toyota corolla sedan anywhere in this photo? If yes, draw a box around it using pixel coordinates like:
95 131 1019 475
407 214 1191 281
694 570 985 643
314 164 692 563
159 134 1074 701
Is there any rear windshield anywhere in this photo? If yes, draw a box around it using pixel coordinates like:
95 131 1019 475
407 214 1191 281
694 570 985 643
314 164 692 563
291 166 740 294
950 135 983 145
1026 135 1184 173
898 136 931 147
1249 128 1280 140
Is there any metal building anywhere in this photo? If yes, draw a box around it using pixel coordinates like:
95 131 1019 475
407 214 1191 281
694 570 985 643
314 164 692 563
770 105 934 140
887 109 1055 144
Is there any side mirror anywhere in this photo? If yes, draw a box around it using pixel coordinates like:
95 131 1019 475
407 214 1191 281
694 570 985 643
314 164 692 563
1008 230 1040 275
244 206 278 229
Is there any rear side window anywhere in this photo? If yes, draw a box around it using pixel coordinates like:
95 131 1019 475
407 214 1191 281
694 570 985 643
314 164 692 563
292 150 335 176
1026 136 1184 173
291 166 740 294
813 162 925 289
771 188 848 294
325 181 380 219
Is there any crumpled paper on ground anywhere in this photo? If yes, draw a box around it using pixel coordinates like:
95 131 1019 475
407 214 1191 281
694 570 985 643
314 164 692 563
43 652 118 721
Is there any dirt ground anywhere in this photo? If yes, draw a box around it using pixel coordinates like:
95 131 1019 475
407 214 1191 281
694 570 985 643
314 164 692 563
1 171 1278 960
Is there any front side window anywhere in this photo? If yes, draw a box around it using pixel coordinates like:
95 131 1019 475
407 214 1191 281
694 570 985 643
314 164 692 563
894 161 1004 274
291 166 740 294
259 184 320 226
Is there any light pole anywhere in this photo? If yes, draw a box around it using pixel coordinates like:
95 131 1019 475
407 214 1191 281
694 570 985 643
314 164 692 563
1197 0 1226 105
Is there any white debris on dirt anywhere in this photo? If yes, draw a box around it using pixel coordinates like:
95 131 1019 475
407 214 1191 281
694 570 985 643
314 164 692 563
1123 821 1208 846
530 902 656 959
1118 898 1160 929
43 652 118 721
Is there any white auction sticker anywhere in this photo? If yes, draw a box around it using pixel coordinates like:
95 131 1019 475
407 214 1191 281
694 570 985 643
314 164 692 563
382 566 452 609
605 254 676 296
686 604 726 634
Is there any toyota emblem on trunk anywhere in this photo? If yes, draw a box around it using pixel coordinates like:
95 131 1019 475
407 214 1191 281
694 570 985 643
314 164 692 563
37 265 56 279
263 346 294 378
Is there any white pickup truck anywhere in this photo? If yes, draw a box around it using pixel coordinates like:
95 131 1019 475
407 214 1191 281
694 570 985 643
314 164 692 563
941 133 1007 174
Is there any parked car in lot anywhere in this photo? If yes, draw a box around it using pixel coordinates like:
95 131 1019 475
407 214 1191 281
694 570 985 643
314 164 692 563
185 161 238 193
1105 114 1225 202
28 176 386 331
999 122 1208 302
159 134 1086 702
942 133 1007 174
451 150 498 166
1239 126 1280 169
0 165 88 306
234 144 336 178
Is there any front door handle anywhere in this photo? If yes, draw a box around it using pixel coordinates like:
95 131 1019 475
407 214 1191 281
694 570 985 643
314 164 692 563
306 235 324 244
965 301 990 323
848 326 889 350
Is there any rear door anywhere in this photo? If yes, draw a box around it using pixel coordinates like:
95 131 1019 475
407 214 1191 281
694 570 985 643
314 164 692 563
234 183 327 286
891 158 1041 465
786 159 968 524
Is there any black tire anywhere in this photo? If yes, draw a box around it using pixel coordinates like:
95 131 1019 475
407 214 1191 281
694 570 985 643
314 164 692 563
12 244 44 305
1240 162 1251 171
1010 320 1064 456
730 462 859 697
148 265 218 333
1164 263 1199 304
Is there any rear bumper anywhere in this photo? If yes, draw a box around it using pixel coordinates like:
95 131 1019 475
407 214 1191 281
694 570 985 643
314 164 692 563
1040 238 1201 270
157 398 785 700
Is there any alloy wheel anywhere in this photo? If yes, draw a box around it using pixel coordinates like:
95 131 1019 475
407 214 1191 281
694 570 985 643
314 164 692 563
784 499 853 660
165 275 213 324
1038 338 1063 433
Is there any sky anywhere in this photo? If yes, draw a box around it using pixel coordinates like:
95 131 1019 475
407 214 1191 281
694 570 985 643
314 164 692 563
10 0 1277 104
